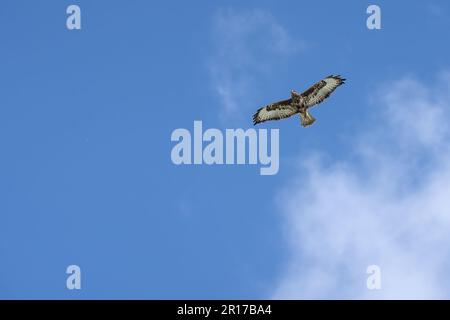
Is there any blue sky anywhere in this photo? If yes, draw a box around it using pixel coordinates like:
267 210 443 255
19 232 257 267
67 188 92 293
1 1 450 299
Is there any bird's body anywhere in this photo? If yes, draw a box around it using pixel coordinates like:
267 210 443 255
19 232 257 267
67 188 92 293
253 75 345 127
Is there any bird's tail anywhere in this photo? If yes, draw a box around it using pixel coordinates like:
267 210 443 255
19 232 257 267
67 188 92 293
300 110 316 127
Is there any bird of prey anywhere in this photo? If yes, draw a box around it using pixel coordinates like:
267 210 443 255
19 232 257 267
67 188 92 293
253 75 345 127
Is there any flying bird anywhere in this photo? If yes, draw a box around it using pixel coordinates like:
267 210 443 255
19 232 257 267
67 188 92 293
253 75 345 127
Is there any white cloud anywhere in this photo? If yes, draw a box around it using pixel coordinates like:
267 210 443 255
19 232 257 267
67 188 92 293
209 9 304 122
272 73 450 299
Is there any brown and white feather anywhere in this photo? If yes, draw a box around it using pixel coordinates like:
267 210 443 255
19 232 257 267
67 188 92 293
252 99 297 125
301 75 345 109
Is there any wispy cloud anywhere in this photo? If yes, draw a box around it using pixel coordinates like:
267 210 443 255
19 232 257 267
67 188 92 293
209 9 305 122
273 73 450 299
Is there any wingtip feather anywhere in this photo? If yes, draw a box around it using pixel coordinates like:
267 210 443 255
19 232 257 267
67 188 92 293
328 74 346 84
252 110 260 125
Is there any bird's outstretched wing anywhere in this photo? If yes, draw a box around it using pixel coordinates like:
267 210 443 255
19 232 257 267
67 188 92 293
253 99 297 125
301 75 345 108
